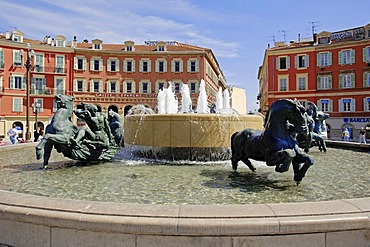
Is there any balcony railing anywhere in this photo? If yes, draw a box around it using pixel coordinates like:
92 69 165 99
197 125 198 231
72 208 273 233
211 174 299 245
31 88 66 95
32 66 66 74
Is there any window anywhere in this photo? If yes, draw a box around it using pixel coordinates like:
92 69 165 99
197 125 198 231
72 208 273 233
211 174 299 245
124 59 135 72
140 59 151 72
94 44 101 50
32 77 46 94
90 80 101 92
56 40 65 47
13 98 23 112
74 57 86 70
317 75 332 90
13 50 23 66
362 47 370 63
90 58 102 71
34 54 44 72
339 98 355 112
317 52 332 67
158 46 165 51
339 50 355 65
156 60 167 72
174 82 180 93
108 59 119 72
276 56 290 70
140 81 151 93
363 72 370 87
56 55 64 73
55 78 65 94
298 77 306 90
339 73 354 89
10 75 25 89
126 82 132 93
319 99 332 112
158 82 165 91
319 37 329 44
187 60 199 72
108 81 119 93
364 97 370 111
172 60 183 72
126 46 132 51
142 83 148 93
73 79 86 92
295 55 309 68
278 76 288 91
190 82 197 93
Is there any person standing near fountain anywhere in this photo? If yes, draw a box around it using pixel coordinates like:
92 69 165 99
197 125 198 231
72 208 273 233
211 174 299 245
358 127 366 143
342 128 350 142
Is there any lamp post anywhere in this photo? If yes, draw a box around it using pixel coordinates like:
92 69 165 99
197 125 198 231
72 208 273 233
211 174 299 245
32 102 41 134
20 43 34 142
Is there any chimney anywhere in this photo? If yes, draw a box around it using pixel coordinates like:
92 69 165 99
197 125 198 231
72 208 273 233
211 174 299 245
47 36 51 44
5 31 10 39
51 38 55 46
72 36 77 48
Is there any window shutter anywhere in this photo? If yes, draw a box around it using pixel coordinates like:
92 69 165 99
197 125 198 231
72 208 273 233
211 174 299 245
364 98 369 111
338 99 343 112
99 80 103 92
73 79 77 91
171 60 175 72
351 98 356 112
83 58 86 70
155 60 159 72
350 73 355 88
328 75 332 89
107 81 111 92
317 77 321 89
90 80 94 92
90 59 94 70
10 76 14 89
148 60 152 72
164 60 167 72
74 57 78 70
139 81 143 93
328 52 332 65
22 77 26 90
124 60 127 72
294 56 298 68
83 80 87 92
148 81 152 93
306 55 309 67
116 81 120 93
180 60 183 72
195 60 199 72
140 60 143 72
317 54 321 66
132 81 136 93
339 74 343 88
329 99 333 112
187 60 191 72
286 57 290 69
107 59 111 72
132 60 136 72
116 60 120 72
363 47 368 62
364 72 369 87
0 50 3 65
276 57 280 69
31 78 35 91
338 51 343 65
351 50 355 64
42 78 46 90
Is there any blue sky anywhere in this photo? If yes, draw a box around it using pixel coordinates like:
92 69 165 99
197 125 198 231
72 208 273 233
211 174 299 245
1 0 369 112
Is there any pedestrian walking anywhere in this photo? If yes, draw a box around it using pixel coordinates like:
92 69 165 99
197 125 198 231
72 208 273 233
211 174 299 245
7 124 18 144
359 127 366 144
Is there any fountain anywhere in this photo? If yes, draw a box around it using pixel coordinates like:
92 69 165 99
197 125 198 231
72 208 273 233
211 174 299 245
124 79 263 161
0 82 369 246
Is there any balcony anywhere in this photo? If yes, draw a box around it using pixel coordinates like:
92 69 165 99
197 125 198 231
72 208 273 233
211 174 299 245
32 66 66 74
31 88 66 95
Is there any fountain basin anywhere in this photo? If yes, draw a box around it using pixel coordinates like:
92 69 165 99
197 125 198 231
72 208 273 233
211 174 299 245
124 114 263 161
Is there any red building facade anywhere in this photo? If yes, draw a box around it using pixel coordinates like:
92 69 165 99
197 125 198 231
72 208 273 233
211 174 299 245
258 24 370 140
0 31 227 139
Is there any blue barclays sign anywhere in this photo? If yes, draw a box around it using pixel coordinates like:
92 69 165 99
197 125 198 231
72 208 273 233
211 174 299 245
343 118 370 123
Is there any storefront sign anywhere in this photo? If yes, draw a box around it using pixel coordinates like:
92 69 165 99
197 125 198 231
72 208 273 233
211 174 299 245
343 117 370 123
95 93 157 98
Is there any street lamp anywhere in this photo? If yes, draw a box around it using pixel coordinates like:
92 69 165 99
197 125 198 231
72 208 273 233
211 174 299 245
32 102 41 132
20 43 35 142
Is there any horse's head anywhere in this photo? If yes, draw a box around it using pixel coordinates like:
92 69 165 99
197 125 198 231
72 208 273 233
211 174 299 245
265 99 308 139
55 94 74 110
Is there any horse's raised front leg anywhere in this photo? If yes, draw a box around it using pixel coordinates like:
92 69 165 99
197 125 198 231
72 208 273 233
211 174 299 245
292 147 314 185
266 149 296 173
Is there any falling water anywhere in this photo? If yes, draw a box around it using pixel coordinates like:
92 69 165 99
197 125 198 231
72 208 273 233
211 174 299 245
223 88 230 109
157 90 166 114
215 88 223 113
181 83 192 113
157 82 178 114
196 79 209 113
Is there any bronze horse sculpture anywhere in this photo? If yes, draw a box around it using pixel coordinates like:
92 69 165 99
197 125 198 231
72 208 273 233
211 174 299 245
36 95 123 168
231 99 314 185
